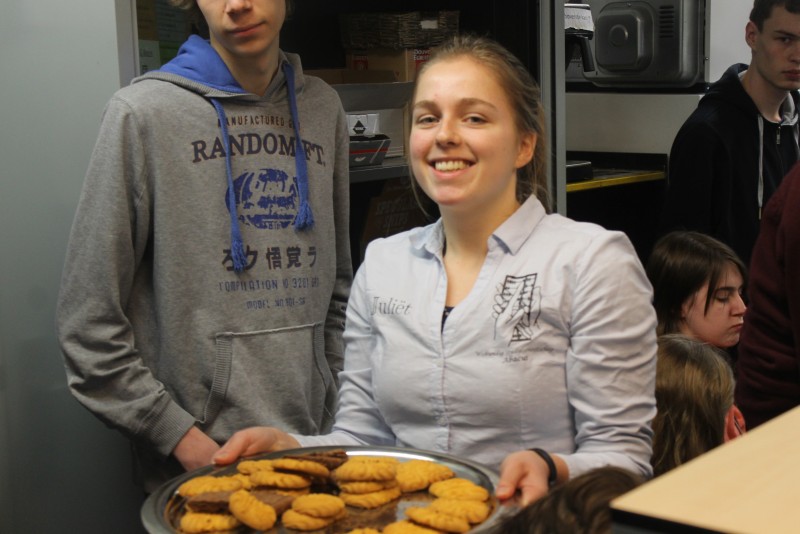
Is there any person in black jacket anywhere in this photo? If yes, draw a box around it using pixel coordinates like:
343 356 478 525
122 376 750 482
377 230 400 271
660 0 800 268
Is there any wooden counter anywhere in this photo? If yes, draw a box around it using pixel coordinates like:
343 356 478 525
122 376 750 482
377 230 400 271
611 406 800 534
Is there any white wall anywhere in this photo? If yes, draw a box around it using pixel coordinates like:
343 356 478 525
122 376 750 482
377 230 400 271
0 2 145 532
708 0 752 82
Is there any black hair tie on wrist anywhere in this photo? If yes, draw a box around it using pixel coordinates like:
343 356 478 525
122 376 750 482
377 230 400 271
530 448 557 488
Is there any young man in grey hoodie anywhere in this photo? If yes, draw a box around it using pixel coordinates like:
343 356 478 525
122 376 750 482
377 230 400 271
56 0 352 492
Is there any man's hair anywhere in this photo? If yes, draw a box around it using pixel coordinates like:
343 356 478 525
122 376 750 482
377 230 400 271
651 334 735 477
750 0 800 30
493 466 644 534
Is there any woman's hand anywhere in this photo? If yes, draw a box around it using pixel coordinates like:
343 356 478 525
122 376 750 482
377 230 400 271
495 449 567 506
212 427 301 466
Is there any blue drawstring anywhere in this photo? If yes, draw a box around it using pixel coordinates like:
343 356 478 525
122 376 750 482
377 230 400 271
210 98 247 273
211 61 314 273
282 62 314 230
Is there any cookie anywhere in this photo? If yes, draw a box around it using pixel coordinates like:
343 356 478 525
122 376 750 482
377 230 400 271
428 478 490 501
177 475 243 497
383 519 444 534
334 458 397 482
285 449 349 470
250 469 311 489
396 459 455 493
291 493 346 518
230 473 253 490
339 486 402 509
178 511 240 533
281 508 339 531
338 479 399 494
184 491 233 514
274 487 311 498
273 457 331 479
429 497 491 523
405 506 471 533
228 489 278 530
236 458 275 475
345 529 382 534
249 489 296 515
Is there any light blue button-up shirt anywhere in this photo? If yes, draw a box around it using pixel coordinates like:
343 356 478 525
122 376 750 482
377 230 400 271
298 196 657 479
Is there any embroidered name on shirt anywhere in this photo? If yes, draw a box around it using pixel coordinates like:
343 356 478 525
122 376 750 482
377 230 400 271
371 297 411 315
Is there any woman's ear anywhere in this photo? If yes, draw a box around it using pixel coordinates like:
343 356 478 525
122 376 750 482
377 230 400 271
724 405 746 442
515 133 536 169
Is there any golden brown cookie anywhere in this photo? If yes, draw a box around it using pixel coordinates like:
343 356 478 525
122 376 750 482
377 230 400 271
429 497 491 523
345 529 382 534
250 469 311 489
383 519 444 534
396 459 455 493
405 506 471 533
236 458 274 475
177 475 244 497
338 479 399 494
339 486 402 509
428 478 490 501
230 473 253 490
178 511 240 533
227 489 278 530
273 457 331 478
334 458 398 482
281 508 338 531
291 493 346 518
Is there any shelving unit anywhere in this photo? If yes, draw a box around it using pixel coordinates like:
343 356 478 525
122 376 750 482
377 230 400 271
349 159 410 184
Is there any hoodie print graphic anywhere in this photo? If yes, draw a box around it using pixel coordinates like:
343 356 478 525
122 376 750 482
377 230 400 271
231 167 299 230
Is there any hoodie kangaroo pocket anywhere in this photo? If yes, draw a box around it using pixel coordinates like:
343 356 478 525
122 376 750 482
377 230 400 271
200 322 336 438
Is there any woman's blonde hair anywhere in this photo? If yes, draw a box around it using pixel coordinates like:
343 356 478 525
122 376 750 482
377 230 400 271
651 334 735 477
409 34 550 214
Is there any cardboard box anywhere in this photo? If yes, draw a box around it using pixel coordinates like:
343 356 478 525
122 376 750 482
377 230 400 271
346 48 431 82
306 69 414 159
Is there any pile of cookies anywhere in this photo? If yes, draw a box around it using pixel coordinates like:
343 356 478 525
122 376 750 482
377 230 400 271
171 450 495 533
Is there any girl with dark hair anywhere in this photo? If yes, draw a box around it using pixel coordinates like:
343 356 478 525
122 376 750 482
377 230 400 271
647 231 747 348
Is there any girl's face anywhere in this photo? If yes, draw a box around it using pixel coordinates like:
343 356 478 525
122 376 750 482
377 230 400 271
680 264 747 348
409 56 535 216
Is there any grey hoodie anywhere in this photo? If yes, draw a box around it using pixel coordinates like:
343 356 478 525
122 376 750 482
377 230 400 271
56 36 352 490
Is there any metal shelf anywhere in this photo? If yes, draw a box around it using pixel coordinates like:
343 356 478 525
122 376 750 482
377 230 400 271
349 158 410 184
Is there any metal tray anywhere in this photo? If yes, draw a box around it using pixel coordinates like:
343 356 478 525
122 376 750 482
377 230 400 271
142 445 513 533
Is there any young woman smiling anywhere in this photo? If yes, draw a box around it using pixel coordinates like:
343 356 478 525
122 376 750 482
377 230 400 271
214 35 657 507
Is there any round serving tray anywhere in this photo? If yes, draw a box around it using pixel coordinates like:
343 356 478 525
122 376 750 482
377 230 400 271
142 445 513 533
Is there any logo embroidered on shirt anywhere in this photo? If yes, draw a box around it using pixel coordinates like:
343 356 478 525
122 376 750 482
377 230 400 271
492 273 541 344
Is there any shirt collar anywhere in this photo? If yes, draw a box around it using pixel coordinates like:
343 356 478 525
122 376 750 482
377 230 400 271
411 196 547 256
